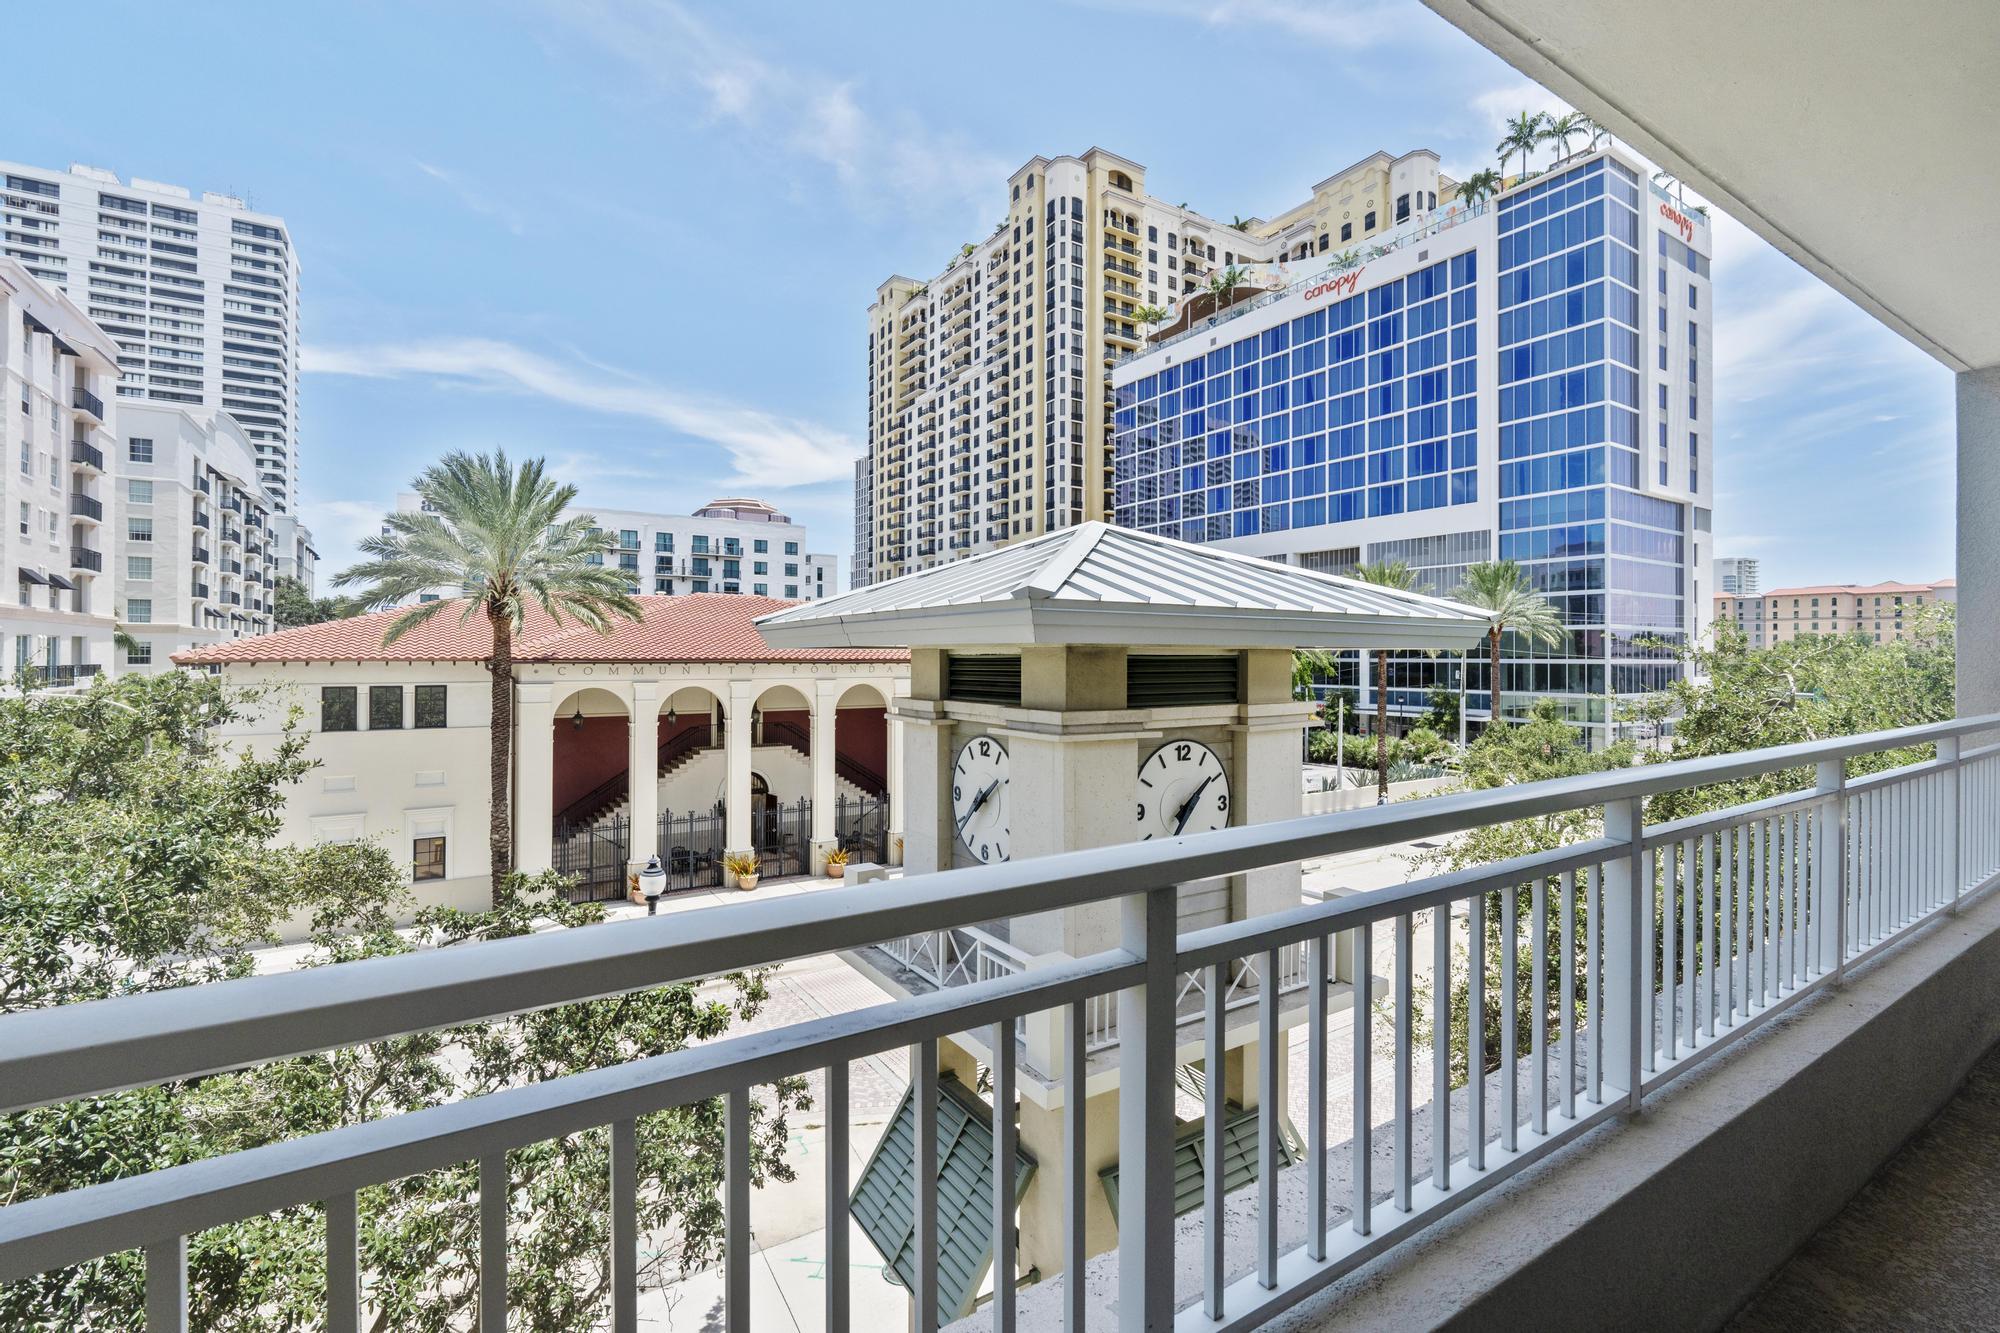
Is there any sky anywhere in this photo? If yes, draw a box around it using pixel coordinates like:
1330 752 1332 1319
4 0 1957 591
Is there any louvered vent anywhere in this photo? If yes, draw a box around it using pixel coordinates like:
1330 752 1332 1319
1127 655 1239 707
945 654 1021 705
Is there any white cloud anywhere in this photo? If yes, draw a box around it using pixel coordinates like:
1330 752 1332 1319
412 160 528 236
302 337 858 489
535 0 1008 220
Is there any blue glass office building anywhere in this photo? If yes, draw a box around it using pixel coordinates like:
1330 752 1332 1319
1112 147 1712 744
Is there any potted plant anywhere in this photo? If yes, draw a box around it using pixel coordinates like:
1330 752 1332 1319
825 846 849 880
723 851 760 891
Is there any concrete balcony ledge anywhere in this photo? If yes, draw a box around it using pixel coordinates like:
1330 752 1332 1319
1259 881 2000 1333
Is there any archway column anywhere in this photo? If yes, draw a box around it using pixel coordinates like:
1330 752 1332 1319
628 680 663 872
808 679 839 873
515 682 556 874
886 678 908 864
724 678 755 856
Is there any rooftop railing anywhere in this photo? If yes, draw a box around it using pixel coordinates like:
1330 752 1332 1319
1 717 1997 1331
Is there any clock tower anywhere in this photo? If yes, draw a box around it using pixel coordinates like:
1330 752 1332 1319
756 522 1488 1307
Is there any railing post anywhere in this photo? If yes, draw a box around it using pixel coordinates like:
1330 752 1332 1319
1117 884 1177 1332
1602 797 1644 1112
1941 736 1963 915
1818 759 1848 981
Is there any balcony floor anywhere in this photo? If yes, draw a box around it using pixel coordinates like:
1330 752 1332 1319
1728 1037 2000 1331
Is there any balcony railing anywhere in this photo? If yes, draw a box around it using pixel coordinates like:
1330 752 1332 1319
67 492 101 521
70 387 104 421
68 545 101 573
1 718 1998 1331
69 440 104 472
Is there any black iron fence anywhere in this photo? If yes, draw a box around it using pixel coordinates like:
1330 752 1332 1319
657 803 726 892
552 814 629 903
835 793 890 863
751 797 811 879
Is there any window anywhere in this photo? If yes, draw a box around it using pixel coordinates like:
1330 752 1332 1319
753 582 768 596
128 437 154 463
784 540 799 555
786 584 799 598
654 531 673 551
127 555 153 580
784 562 799 577
412 836 446 881
126 598 152 623
1363 211 1376 230
619 529 639 549
126 640 152 665
370 685 404 729
753 538 768 553
414 684 447 728
322 686 357 732
128 517 153 542
128 479 153 504
1340 222 1353 242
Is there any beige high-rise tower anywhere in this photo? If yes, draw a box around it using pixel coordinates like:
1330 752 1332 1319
862 147 1454 584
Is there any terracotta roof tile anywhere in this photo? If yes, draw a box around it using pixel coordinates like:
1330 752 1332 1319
172 595 907 666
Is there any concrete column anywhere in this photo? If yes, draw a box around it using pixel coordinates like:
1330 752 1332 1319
725 679 755 855
1958 367 2000 730
886 685 908 865
515 683 556 873
628 681 661 870
809 678 839 873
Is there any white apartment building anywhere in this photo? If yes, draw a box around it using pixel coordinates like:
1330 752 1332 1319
864 147 1453 584
0 161 302 515
269 512 319 594
393 493 837 600
0 257 121 685
114 404 279 671
851 454 872 589
1715 554 1760 595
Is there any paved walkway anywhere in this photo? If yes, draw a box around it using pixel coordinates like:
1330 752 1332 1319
1727 1039 2000 1332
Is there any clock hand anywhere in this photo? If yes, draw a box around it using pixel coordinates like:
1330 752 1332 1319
1172 774 1218 836
957 779 999 833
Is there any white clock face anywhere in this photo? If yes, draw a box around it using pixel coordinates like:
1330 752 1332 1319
951 735 1011 863
1137 739 1231 840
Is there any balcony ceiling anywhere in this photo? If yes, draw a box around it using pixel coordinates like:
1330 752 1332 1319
1423 0 2000 372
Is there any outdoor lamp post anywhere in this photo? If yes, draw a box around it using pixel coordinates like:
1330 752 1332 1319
639 854 667 915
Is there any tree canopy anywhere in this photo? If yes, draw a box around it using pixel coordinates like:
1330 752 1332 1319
0 673 796 1328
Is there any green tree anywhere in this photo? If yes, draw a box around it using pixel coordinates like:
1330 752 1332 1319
1331 248 1363 272
1410 612 1956 1087
1418 680 1461 739
1542 111 1587 160
1454 168 1503 208
1643 608 1955 820
1207 264 1250 305
1453 560 1566 728
0 673 799 1329
336 452 642 899
273 575 365 628
1496 110 1548 182
1353 560 1419 803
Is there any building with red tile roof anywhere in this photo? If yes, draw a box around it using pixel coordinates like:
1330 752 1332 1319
190 594 906 931
174 594 905 666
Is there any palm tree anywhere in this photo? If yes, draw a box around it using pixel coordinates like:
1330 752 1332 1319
1352 560 1418 803
1454 169 1503 210
1543 112 1587 161
1207 264 1249 306
1579 113 1609 151
1229 214 1252 232
336 451 642 898
1134 304 1170 331
1453 560 1566 731
1496 110 1547 185
1331 248 1363 273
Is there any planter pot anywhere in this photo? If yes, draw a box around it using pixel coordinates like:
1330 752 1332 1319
826 865 845 880
736 873 759 891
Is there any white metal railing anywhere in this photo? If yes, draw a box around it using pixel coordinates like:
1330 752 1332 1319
2 718 1998 1333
